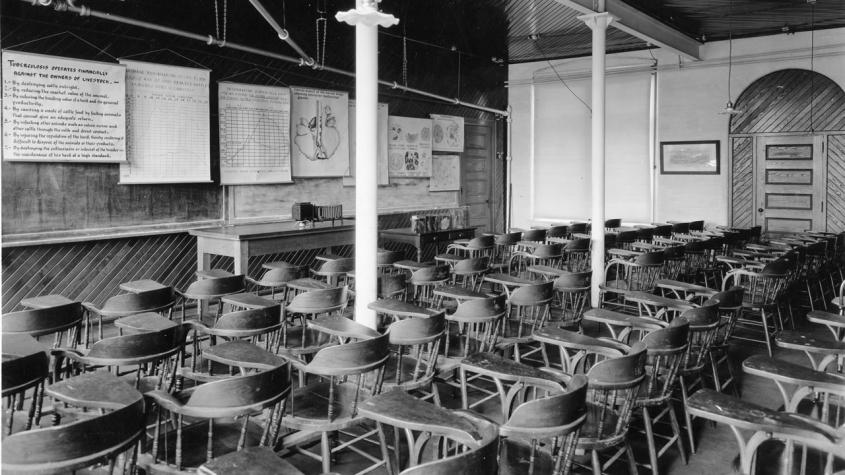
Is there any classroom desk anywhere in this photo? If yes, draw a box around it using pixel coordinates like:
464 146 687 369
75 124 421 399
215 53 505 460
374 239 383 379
189 221 355 277
380 227 476 262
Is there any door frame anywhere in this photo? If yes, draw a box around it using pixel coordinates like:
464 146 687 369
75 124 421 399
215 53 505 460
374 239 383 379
461 118 499 233
752 133 826 233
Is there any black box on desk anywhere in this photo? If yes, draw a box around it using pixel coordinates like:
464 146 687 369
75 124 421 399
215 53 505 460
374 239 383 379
292 202 315 221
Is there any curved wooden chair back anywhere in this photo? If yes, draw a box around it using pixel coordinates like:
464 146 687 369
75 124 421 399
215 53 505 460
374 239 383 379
147 365 290 470
705 286 745 346
95 286 178 317
495 232 522 246
316 257 356 274
509 281 554 307
530 243 563 259
203 306 283 343
670 222 690 234
410 265 450 306
385 313 445 390
399 411 499 475
453 256 490 274
410 265 451 284
636 250 665 267
604 218 622 230
546 225 570 239
604 232 618 251
82 324 189 364
253 266 304 286
378 274 407 300
466 235 495 250
679 303 720 372
636 227 655 242
445 294 507 357
569 222 588 234
616 230 638 249
639 318 689 403
563 238 591 272
291 333 389 426
3 301 83 347
554 271 591 327
554 271 591 290
306 332 390 377
582 344 647 443
377 250 402 269
2 398 145 475
502 374 587 436
285 286 349 315
182 276 245 300
508 282 554 340
651 224 672 238
184 364 290 413
2 350 50 434
564 237 590 251
521 229 547 243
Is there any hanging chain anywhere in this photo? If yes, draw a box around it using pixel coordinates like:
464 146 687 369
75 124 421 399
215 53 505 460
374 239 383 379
222 0 228 43
316 0 327 67
214 0 219 39
402 33 408 87
213 0 227 43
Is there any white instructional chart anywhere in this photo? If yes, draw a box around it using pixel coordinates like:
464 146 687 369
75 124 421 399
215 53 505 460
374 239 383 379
1 51 126 162
119 60 211 184
343 101 389 187
430 114 464 152
290 86 349 177
387 116 432 177
218 82 292 184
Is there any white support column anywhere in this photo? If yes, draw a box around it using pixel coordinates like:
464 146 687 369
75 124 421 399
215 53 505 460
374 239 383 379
337 1 398 330
578 11 615 307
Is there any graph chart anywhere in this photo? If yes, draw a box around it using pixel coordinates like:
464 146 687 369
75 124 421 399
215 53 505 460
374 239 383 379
218 82 291 184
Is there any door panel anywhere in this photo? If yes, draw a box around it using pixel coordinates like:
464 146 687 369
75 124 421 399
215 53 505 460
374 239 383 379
461 123 493 232
755 135 824 234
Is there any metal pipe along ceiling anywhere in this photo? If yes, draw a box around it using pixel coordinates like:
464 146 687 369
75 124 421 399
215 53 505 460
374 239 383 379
29 0 508 117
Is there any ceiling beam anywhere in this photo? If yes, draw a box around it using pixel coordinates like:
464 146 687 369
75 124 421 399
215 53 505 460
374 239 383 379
554 0 702 60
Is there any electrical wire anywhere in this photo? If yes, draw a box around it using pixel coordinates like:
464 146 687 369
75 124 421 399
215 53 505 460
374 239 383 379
534 41 591 112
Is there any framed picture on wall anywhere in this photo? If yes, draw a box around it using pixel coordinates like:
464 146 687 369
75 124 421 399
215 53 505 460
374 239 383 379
660 140 720 175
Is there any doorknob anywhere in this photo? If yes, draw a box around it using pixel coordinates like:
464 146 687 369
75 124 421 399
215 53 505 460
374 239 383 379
758 208 764 213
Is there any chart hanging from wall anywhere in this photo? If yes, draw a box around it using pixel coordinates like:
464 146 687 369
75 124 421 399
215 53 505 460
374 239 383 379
119 60 211 184
388 116 432 177
343 101 389 187
1 51 126 163
289 86 349 177
430 114 464 152
430 154 461 191
218 82 292 184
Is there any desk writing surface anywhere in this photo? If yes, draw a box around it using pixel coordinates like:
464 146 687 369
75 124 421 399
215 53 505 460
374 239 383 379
190 221 354 240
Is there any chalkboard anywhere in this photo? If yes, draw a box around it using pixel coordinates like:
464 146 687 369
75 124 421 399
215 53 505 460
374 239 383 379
1 161 221 236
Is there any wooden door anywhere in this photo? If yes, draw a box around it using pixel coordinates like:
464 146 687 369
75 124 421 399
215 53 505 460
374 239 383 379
461 121 494 232
755 135 825 233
